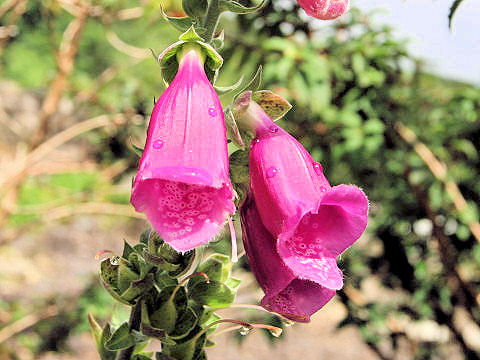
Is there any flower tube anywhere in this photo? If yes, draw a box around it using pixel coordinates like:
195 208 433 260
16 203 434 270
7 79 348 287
131 46 234 252
297 0 349 20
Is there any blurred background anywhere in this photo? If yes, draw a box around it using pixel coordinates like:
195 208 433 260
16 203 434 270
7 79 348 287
0 0 479 359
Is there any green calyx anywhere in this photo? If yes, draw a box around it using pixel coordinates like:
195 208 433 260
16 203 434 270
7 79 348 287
157 26 223 85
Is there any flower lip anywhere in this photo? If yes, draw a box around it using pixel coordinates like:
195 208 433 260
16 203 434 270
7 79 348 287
240 195 336 322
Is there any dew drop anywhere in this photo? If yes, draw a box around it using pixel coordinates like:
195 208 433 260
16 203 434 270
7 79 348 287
153 140 164 149
266 167 278 178
269 125 278 133
250 138 260 149
208 107 217 116
239 327 251 336
281 319 295 327
110 256 120 265
320 186 327 193
313 162 323 175
269 328 283 337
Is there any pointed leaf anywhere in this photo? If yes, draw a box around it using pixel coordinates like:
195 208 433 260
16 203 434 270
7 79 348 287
105 323 136 351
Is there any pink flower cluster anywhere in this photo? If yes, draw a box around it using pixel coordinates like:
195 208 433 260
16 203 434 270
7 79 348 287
131 46 367 321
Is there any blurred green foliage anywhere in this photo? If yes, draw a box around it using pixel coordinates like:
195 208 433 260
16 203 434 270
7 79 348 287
1 1 479 359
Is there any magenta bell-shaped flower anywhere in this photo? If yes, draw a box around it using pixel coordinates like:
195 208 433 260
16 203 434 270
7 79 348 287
131 47 235 252
297 0 349 20
241 195 335 322
242 100 368 300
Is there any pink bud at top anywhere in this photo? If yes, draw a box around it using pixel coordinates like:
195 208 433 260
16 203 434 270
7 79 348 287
243 101 368 293
297 0 349 20
131 47 235 252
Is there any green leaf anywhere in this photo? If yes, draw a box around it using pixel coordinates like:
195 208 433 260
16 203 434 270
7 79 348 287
449 0 465 29
190 280 235 308
160 6 193 32
88 315 117 360
252 90 292 121
170 307 198 339
105 323 136 351
117 259 140 293
120 274 155 302
219 0 266 14
162 331 206 360
224 277 241 291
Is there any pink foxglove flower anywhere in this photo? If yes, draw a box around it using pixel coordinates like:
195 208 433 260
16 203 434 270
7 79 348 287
241 195 335 322
245 101 368 292
131 47 235 252
297 0 349 20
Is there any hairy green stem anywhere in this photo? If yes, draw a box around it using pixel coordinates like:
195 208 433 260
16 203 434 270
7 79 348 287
202 0 221 43
116 300 142 360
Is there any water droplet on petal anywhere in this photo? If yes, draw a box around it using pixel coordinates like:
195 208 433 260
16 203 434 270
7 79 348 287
266 167 278 178
110 256 120 265
320 186 327 192
269 328 283 337
208 107 217 116
153 140 164 149
269 125 278 133
239 327 251 336
313 162 323 175
250 138 260 149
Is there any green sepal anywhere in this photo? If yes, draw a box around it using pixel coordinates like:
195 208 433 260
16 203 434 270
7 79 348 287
234 66 262 102
88 315 116 360
214 75 244 95
252 90 292 121
219 0 266 14
158 31 223 85
105 322 136 351
225 108 245 149
179 26 205 42
160 5 193 32
189 280 236 308
197 350 208 360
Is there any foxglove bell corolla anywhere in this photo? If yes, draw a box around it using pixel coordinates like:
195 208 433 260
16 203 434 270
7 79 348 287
240 99 367 314
131 47 235 252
